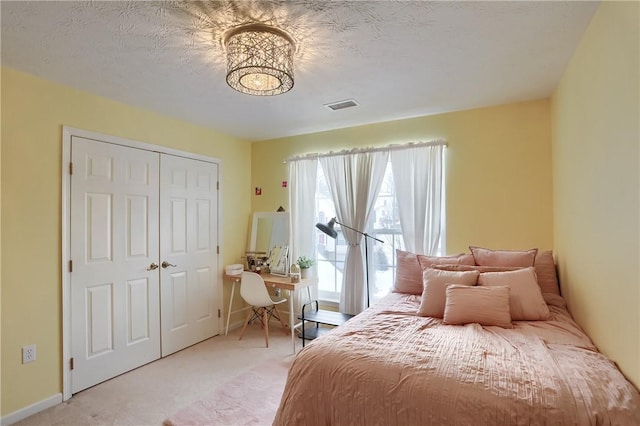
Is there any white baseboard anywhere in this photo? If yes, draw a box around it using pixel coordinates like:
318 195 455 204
226 320 245 332
1 393 62 426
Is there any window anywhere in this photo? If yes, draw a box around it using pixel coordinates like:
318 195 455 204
289 142 445 309
314 160 444 303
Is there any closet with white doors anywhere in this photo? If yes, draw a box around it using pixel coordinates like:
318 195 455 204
64 130 221 395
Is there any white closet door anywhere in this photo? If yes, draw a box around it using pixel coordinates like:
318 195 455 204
70 137 160 393
160 154 220 356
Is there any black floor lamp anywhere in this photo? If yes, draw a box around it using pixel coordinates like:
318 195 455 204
316 217 384 308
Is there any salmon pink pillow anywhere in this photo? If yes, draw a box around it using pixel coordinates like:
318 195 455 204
417 268 480 318
392 249 423 295
534 250 560 295
469 246 538 268
432 264 523 273
478 267 550 321
417 253 475 270
443 285 512 328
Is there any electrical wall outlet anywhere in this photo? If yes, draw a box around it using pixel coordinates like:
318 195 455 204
22 344 36 364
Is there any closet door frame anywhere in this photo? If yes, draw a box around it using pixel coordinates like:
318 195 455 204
61 126 224 401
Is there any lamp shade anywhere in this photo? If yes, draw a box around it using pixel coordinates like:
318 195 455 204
315 218 338 239
224 24 294 96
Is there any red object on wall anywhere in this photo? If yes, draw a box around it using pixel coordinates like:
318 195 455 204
255 187 262 196
282 181 288 188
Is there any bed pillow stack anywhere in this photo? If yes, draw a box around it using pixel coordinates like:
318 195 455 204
407 246 557 326
393 246 560 295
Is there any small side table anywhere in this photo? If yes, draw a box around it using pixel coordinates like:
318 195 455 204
298 300 354 347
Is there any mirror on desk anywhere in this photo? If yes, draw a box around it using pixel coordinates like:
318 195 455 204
248 211 290 275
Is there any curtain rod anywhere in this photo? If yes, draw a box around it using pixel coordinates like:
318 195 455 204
283 139 447 163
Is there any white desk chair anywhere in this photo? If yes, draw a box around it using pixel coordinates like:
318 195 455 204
238 271 288 347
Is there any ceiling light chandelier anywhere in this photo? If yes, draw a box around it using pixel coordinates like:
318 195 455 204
223 24 295 96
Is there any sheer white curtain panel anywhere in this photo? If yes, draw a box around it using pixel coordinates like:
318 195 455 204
319 151 388 314
288 158 319 307
390 144 444 255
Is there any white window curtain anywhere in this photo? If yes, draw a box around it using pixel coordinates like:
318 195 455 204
288 158 318 308
391 144 444 255
319 151 388 314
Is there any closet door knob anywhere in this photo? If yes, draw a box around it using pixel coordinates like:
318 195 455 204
147 262 159 271
161 261 177 268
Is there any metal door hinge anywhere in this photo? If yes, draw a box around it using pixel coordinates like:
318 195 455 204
218 309 221 318
216 181 219 190
70 357 74 370
217 246 220 254
69 162 73 175
69 260 73 272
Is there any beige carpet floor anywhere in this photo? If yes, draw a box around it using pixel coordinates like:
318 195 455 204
163 356 291 426
14 326 297 426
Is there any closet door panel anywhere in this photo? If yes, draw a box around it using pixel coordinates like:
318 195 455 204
160 155 220 356
70 137 160 393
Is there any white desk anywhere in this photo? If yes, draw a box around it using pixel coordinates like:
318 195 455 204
224 273 313 352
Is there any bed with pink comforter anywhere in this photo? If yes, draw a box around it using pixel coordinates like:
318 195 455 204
273 292 640 425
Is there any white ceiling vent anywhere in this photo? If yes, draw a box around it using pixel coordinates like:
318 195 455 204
325 99 359 111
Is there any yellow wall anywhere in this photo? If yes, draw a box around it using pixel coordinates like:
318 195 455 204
0 67 252 415
252 99 554 255
551 1 639 388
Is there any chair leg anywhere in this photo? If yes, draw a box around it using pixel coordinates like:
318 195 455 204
263 308 269 348
273 305 289 336
259 307 266 329
238 307 253 341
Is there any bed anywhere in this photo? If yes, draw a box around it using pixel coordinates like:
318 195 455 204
273 248 640 425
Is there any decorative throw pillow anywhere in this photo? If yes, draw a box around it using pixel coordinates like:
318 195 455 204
432 264 523 273
469 246 538 267
392 249 423 295
478 267 550 321
534 250 560 295
443 285 512 327
417 253 475 270
417 268 480 318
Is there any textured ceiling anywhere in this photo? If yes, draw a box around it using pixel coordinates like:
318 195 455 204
1 1 600 141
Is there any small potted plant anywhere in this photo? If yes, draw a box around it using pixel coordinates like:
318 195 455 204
296 256 315 279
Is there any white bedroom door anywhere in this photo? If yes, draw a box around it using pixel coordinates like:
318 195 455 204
70 137 161 393
159 154 220 356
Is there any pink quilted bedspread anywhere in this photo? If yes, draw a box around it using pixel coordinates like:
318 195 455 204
273 292 640 426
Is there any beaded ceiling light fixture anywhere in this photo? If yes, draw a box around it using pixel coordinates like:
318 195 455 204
223 24 295 96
